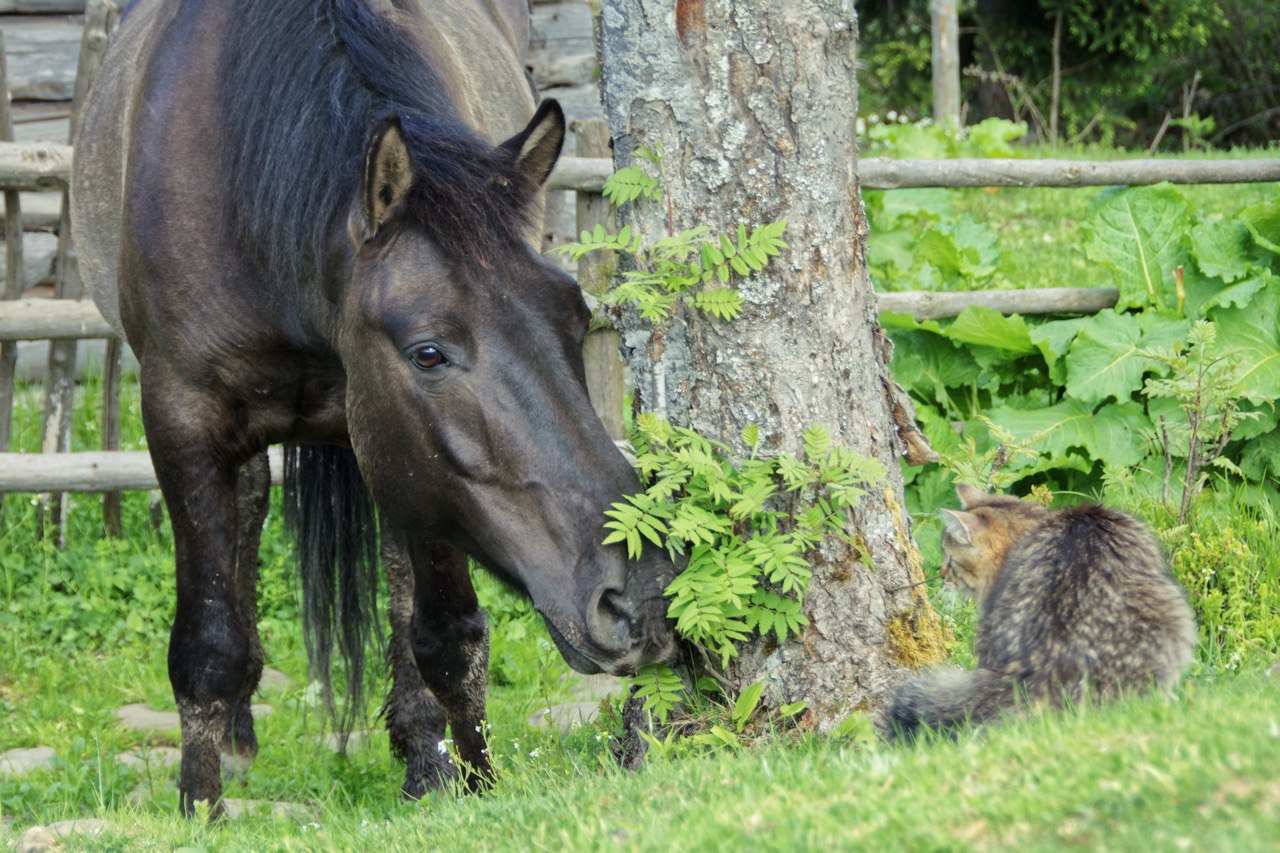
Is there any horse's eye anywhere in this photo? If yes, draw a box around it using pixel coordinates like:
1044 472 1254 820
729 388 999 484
410 344 447 370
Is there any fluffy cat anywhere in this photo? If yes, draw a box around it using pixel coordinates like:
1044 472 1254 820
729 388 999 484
889 484 1196 738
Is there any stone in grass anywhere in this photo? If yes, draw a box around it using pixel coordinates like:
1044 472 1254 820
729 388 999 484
528 701 603 729
319 729 373 753
115 746 181 772
16 819 112 853
257 667 294 694
223 799 311 820
0 747 55 778
116 703 274 733
562 673 624 702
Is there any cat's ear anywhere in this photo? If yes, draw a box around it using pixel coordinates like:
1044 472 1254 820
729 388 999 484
939 509 980 546
956 483 987 509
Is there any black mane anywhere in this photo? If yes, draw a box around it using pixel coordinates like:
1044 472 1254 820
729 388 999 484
219 0 537 290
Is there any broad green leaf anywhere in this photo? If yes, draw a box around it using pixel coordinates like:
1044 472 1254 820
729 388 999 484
945 307 1036 354
1085 184 1189 314
914 228 965 281
1239 430 1280 481
1241 197 1280 255
1208 289 1280 404
1190 219 1254 283
987 399 1148 468
1029 316 1094 384
1064 310 1188 404
887 331 981 408
1182 265 1269 318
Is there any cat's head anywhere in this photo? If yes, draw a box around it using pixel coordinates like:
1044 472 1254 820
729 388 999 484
938 485 1048 600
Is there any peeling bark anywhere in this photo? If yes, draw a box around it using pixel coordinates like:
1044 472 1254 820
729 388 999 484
598 0 943 728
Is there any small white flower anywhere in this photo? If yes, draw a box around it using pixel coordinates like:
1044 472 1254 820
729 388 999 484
529 748 541 759
437 739 448 755
886 110 898 121
361 820 369 827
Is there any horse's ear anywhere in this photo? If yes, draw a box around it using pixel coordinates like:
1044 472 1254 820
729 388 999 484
361 114 415 234
499 100 566 186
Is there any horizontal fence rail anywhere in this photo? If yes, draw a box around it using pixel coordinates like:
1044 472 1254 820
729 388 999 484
5 146 1280 194
0 286 1130 343
877 287 1120 320
857 156 1280 189
0 448 284 492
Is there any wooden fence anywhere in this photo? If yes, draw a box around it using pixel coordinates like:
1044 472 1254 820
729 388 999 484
2 3 1280 543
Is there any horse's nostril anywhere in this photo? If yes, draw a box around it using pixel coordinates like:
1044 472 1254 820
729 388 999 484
586 588 632 653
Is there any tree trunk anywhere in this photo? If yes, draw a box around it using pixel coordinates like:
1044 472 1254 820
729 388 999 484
598 0 944 729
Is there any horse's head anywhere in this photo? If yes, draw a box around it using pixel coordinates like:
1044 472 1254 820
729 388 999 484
338 101 675 675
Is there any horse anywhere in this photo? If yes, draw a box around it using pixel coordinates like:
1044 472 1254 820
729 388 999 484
71 0 676 816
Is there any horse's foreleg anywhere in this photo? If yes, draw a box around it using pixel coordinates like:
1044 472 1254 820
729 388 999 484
141 360 258 819
382 525 492 796
383 526 453 799
222 451 270 775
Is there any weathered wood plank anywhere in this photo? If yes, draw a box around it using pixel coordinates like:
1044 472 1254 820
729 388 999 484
0 1 86 12
0 295 114 340
0 447 285 492
877 287 1120 320
1 16 83 101
859 156 1280 189
0 140 72 189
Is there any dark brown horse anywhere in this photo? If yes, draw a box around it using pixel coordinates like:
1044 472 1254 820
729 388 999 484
71 0 675 815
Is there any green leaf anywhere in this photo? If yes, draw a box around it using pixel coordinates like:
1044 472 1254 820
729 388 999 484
1190 219 1254 283
1029 316 1094 384
1208 289 1280 404
741 423 760 449
1183 265 1270 319
945 306 1036 354
801 425 832 459
778 700 808 718
602 165 662 205
732 681 765 730
1085 184 1190 314
1063 310 1188 404
987 399 1148 468
1241 197 1280 255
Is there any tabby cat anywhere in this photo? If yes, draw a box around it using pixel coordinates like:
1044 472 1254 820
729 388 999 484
890 484 1196 738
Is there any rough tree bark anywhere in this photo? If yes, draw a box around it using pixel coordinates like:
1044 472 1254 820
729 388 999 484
598 0 945 729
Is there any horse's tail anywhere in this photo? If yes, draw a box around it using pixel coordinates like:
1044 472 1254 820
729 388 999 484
282 444 381 731
888 666 1023 740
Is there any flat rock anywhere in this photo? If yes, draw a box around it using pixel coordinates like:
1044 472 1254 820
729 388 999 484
44 819 111 839
115 746 181 772
115 704 179 732
257 667 293 694
563 673 623 702
223 798 310 820
319 729 373 753
528 700 601 729
116 703 272 733
15 826 56 853
0 746 54 777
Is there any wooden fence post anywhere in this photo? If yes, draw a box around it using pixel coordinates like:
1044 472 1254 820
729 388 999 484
931 0 961 128
574 118 625 441
0 34 23 526
38 0 118 544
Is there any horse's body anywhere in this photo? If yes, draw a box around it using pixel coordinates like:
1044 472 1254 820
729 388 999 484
72 0 675 814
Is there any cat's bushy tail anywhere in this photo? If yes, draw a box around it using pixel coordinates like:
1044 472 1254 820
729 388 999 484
888 666 1023 740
